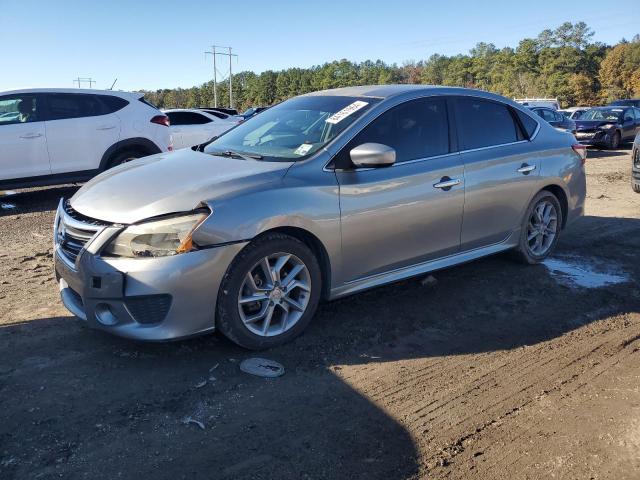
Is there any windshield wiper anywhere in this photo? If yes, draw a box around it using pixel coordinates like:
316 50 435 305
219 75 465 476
210 150 263 161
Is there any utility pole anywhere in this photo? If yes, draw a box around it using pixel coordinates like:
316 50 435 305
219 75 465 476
73 77 95 88
205 46 218 107
205 45 238 108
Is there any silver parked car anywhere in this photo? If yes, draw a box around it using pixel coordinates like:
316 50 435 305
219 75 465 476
54 85 587 349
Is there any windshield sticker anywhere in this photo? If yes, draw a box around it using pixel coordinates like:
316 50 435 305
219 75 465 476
325 101 369 124
294 143 313 156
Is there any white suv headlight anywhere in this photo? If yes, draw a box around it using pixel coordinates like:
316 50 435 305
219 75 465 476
103 212 208 258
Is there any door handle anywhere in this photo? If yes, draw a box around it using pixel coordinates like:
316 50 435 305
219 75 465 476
97 125 116 130
19 133 43 139
517 164 536 175
433 176 461 190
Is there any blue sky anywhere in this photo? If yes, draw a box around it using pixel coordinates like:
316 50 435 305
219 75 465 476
1 0 638 92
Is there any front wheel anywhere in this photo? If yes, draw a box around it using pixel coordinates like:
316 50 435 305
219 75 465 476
608 131 621 150
511 191 563 264
216 233 322 350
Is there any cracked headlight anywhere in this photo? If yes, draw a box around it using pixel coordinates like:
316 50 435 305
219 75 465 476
103 212 208 258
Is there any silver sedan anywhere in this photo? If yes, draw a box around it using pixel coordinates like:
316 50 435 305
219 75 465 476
54 85 587 349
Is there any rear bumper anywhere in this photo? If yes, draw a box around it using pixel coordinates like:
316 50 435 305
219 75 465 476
55 243 246 341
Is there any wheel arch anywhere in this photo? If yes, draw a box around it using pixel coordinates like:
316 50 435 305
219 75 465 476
254 226 332 300
99 137 162 170
540 184 569 229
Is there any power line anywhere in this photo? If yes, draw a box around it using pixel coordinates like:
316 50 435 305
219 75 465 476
205 45 238 108
73 77 95 88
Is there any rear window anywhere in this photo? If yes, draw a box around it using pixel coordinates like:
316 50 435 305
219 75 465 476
454 97 520 150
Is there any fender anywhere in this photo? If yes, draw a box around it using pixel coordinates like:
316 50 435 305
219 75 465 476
99 137 161 170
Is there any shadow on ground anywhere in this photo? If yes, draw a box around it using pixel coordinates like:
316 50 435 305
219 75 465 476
1 214 639 479
0 185 79 217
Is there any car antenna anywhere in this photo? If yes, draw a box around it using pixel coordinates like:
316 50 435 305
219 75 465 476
108 78 118 90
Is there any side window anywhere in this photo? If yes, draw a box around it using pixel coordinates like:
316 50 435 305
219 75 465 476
623 109 634 122
454 97 520 150
167 112 187 125
46 93 107 120
554 111 564 122
0 95 41 125
514 109 539 139
634 108 640 121
98 95 128 113
184 112 212 124
341 97 449 165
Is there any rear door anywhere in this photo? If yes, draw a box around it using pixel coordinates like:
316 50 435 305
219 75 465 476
43 93 121 174
453 96 541 250
335 96 464 282
0 93 50 180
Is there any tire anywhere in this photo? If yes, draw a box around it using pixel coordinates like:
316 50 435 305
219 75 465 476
511 190 563 265
107 150 143 169
216 232 322 350
608 131 621 150
633 183 640 193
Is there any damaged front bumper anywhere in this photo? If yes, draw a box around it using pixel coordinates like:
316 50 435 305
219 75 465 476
53 200 247 341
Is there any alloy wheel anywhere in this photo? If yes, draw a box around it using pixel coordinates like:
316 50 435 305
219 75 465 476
237 252 312 337
526 200 558 256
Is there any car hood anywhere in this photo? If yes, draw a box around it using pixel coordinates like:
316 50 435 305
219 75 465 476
70 149 292 224
575 120 619 130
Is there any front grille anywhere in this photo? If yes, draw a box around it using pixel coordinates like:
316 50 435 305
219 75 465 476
63 200 110 227
56 201 106 265
125 295 172 324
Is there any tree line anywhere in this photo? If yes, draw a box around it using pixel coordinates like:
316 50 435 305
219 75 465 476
141 22 640 111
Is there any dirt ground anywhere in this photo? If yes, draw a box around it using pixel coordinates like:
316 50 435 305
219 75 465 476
1 147 639 480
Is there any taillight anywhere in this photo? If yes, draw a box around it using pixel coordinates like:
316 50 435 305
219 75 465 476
151 115 169 127
572 144 587 164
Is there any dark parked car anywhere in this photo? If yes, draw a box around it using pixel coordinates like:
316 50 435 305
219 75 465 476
609 99 640 108
575 106 640 149
530 107 576 135
632 133 640 193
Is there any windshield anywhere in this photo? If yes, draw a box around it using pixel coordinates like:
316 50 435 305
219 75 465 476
581 108 623 121
204 96 380 161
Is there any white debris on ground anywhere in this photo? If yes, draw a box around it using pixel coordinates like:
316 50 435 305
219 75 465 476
1 203 16 210
420 275 438 287
543 256 629 289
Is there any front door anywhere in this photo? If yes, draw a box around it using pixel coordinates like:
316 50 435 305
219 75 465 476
334 97 464 283
0 93 50 181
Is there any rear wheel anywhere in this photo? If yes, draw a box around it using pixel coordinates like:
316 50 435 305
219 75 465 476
107 150 143 169
511 191 563 264
633 183 640 193
216 233 322 350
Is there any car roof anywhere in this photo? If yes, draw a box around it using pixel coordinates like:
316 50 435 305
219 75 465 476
302 84 510 102
0 88 142 99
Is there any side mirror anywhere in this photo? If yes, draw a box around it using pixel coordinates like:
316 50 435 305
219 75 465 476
350 143 396 168
625 116 634 123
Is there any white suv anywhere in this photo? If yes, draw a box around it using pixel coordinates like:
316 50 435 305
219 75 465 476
0 88 172 189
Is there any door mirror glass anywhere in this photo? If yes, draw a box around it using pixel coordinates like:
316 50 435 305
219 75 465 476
350 143 396 168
